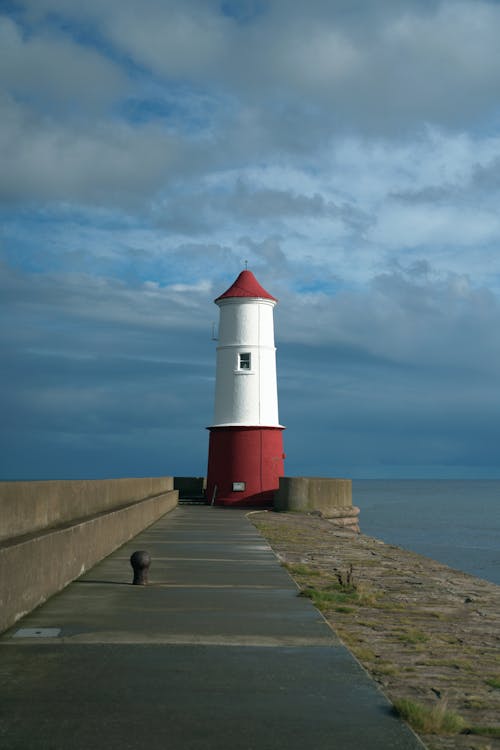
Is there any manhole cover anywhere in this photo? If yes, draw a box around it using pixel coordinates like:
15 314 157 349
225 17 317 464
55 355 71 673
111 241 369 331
13 628 61 638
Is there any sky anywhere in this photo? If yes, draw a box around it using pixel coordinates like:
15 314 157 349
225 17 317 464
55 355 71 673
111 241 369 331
1 0 500 480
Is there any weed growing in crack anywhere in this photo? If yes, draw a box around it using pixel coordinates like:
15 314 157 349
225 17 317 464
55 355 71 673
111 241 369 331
284 563 321 577
393 698 465 735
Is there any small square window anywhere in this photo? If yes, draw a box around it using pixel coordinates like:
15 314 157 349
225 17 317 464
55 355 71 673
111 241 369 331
239 352 251 370
233 482 246 491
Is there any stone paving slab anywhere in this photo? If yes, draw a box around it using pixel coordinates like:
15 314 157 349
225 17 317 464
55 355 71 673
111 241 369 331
0 506 424 749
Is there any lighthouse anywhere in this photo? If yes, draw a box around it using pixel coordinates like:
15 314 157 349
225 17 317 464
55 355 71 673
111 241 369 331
206 270 285 507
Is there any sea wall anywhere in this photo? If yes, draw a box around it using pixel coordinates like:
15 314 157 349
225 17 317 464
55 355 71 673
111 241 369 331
274 476 360 531
0 477 178 633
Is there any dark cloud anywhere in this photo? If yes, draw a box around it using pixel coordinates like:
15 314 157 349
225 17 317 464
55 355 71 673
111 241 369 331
0 94 190 206
0 262 216 479
0 15 127 111
9 1 500 141
157 178 370 241
278 335 500 476
278 264 500 372
1 255 498 478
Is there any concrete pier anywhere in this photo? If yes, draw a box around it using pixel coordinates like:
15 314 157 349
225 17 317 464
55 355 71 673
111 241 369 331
0 477 178 633
0 506 423 749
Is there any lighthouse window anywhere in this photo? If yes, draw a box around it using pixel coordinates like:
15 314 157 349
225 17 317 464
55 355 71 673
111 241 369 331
239 352 251 370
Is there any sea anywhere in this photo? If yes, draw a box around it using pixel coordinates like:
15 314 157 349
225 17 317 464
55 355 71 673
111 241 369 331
353 480 500 586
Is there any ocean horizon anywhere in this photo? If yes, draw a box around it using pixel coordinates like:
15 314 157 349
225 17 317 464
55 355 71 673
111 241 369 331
353 479 500 586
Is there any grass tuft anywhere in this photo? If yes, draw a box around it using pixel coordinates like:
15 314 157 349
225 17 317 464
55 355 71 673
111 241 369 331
464 726 500 737
374 662 397 676
284 563 321 576
393 698 465 735
396 628 429 644
486 676 500 689
298 566 377 611
419 658 473 672
351 645 376 662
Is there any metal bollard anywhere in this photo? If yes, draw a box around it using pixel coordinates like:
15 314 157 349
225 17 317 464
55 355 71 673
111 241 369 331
130 550 151 585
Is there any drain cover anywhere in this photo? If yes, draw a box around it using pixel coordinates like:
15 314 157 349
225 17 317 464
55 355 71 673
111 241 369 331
13 628 61 638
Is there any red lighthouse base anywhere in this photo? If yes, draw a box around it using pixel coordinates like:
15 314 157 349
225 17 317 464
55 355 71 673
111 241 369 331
207 426 285 507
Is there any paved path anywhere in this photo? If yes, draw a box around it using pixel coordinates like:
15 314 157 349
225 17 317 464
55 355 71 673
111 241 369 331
0 506 424 749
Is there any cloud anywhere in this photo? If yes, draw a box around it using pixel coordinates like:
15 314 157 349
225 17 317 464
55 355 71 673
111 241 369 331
0 16 127 112
101 1 500 132
158 178 353 237
13 0 500 135
0 259 216 477
110 3 232 79
0 261 214 334
0 94 186 206
276 261 500 473
276 262 500 375
372 203 500 249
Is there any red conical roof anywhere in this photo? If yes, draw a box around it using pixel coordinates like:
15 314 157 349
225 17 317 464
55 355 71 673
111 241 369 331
215 270 277 303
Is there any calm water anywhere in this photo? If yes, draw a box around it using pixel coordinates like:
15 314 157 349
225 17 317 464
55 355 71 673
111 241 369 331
353 480 500 586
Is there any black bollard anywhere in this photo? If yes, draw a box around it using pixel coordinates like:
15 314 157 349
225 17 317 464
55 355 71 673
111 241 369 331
130 550 151 585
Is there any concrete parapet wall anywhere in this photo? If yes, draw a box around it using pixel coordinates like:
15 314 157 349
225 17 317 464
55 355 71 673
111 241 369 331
274 476 359 532
0 478 177 634
0 477 174 542
274 476 352 513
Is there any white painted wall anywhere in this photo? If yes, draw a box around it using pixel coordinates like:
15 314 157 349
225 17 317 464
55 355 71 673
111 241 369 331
212 297 282 427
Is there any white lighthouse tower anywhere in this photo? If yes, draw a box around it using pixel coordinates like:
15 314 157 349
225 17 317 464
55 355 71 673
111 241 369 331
206 269 285 507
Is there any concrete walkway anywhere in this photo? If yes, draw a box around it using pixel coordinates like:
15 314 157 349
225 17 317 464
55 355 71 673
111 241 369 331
0 506 424 749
